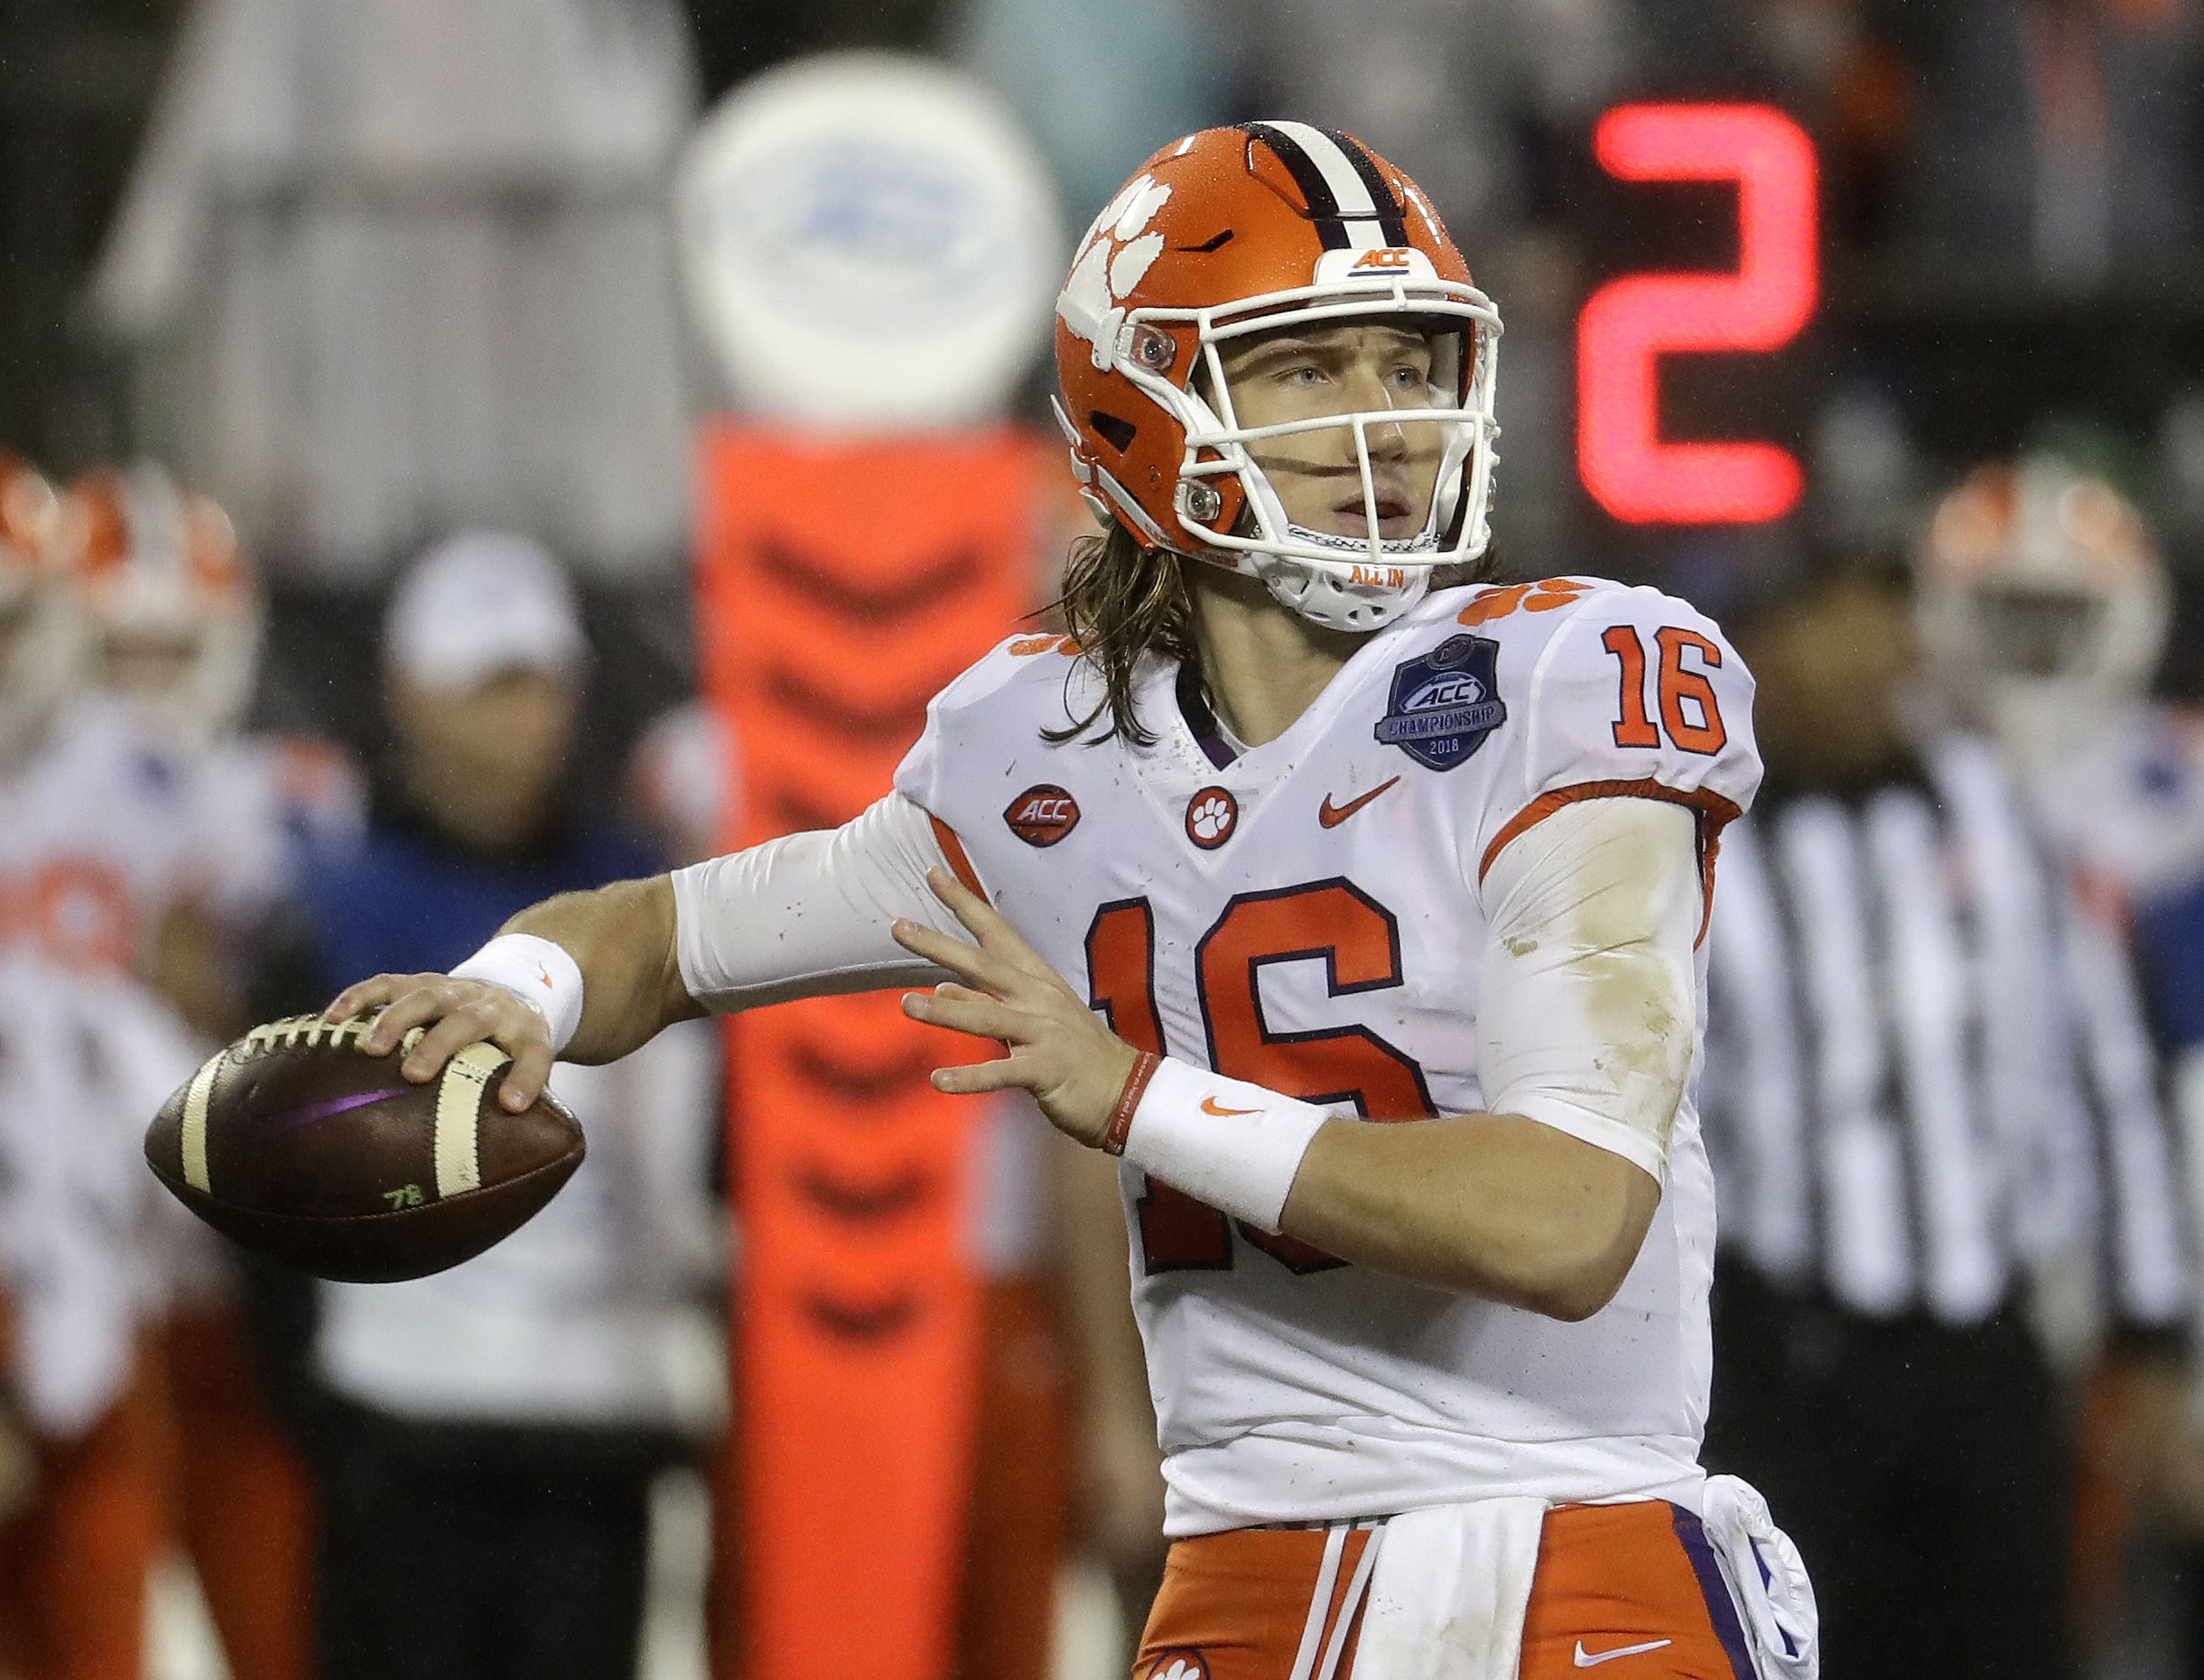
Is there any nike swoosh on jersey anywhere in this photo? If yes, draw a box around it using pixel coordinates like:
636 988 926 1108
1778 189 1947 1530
1318 776 1401 829
1573 1638 1673 1667
1200 1096 1260 1117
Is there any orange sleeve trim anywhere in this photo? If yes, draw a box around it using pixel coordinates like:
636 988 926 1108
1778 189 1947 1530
927 814 990 904
1477 777 1744 949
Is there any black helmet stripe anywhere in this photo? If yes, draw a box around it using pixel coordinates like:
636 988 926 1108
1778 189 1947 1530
1238 121 1350 249
1316 127 1409 247
1238 120 1408 251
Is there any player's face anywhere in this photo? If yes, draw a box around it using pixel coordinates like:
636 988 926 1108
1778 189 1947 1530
1214 322 1444 542
100 627 198 703
390 666 578 845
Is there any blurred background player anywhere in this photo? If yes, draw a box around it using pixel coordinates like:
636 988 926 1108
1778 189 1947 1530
0 454 209 1680
64 459 359 1680
248 529 725 1680
1697 552 2191 1678
1911 454 2204 1666
1912 455 2197 899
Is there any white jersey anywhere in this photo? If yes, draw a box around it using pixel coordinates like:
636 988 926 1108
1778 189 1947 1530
0 703 206 1434
185 731 367 930
893 577 1762 1534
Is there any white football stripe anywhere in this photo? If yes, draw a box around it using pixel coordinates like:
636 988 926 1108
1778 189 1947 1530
1265 120 1386 249
180 1050 228 1193
432 1042 508 1199
1286 1525 1346 1680
1313 1530 1378 1680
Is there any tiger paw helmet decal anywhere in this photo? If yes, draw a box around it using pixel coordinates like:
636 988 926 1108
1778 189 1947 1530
1056 172 1172 372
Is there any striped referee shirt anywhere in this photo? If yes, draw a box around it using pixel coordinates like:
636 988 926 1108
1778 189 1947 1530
1699 731 2189 1332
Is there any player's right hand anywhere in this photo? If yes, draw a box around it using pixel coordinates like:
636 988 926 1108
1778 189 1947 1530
326 973 554 1112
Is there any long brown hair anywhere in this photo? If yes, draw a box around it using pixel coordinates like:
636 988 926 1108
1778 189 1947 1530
1042 520 1196 747
1040 516 1502 747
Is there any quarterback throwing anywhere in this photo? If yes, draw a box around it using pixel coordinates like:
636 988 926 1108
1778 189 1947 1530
333 125 1815 1680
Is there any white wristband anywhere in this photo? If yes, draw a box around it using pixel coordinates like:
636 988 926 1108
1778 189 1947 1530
450 933 585 1055
1118 1057 1334 1234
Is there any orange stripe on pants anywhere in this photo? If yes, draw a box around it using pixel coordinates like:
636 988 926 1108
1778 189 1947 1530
0 1360 169 1680
1133 1500 1753 1680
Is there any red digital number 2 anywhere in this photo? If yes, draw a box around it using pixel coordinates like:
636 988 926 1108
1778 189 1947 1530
1576 103 1818 524
1085 882 1432 1277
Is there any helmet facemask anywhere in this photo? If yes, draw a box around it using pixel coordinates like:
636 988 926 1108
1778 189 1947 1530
1104 270 1502 635
75 466 260 751
1915 456 2170 775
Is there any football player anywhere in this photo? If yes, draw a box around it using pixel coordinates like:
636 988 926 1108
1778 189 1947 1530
1913 454 2195 895
70 462 364 1035
64 463 338 1680
334 126 1813 1678
0 456 211 1680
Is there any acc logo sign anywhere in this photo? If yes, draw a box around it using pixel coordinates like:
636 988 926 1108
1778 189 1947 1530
1350 246 1415 273
1004 784 1081 846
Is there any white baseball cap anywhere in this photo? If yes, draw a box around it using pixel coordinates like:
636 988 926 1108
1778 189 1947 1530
385 531 587 689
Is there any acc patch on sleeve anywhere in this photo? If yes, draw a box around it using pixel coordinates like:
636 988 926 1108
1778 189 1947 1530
1375 633 1507 771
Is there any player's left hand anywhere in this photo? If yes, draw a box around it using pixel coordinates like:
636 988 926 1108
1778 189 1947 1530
892 868 1140 1149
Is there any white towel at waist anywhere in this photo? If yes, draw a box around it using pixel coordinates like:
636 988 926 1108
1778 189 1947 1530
1352 1497 1547 1680
1699 1475 1818 1679
1347 1481 1817 1680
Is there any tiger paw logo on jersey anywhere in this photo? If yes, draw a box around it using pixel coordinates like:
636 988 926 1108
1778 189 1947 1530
1145 1651 1210 1680
1003 784 1081 847
1185 786 1239 849
1374 633 1507 771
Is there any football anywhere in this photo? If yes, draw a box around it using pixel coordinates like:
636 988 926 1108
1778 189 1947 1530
144 1013 585 1284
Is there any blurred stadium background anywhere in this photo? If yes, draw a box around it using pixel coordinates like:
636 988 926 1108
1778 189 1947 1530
5 2 2204 1678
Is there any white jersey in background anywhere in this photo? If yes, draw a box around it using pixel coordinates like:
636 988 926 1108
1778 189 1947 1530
680 576 1762 1536
0 703 207 1434
185 731 367 932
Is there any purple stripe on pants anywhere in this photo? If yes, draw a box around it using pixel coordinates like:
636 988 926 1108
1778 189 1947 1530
1672 1505 1759 1680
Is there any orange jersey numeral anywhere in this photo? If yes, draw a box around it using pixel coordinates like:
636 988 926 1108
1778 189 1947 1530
1603 624 1728 756
1086 882 1432 1276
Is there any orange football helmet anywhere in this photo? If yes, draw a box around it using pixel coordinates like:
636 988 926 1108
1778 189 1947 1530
1915 456 2167 767
1053 123 1502 633
67 463 260 747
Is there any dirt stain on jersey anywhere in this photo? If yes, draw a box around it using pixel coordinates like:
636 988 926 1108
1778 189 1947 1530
1567 802 1697 1155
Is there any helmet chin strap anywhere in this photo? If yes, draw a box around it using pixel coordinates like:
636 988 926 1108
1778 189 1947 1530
1251 549 1433 633
1227 442 1441 634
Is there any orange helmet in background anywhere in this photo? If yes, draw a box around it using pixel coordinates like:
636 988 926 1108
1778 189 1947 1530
1914 455 2169 767
0 455 62 599
0 455 82 761
67 463 260 748
1052 123 1502 633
